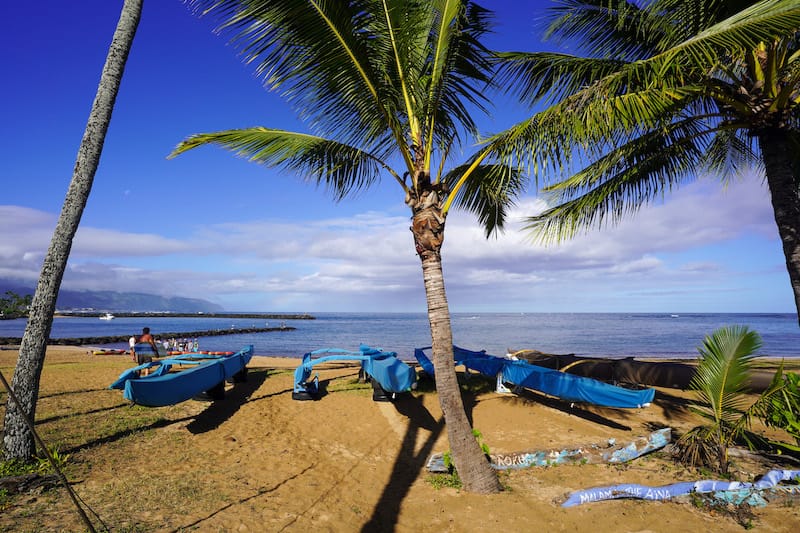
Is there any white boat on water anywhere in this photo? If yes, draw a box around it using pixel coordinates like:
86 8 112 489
99 313 115 320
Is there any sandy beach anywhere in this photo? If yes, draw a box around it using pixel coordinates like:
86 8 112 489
1 346 799 532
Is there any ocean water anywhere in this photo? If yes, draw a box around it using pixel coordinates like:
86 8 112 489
0 312 797 360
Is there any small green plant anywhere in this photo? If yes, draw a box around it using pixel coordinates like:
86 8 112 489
0 446 71 477
35 446 70 474
428 471 463 489
676 326 762 474
472 428 491 456
428 429 491 490
757 370 800 452
0 458 39 477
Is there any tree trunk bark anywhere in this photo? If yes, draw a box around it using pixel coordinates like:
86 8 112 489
3 0 143 461
411 194 501 494
758 130 800 325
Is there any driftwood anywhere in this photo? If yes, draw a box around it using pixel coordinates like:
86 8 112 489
508 349 776 392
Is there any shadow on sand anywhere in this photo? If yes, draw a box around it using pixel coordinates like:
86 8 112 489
186 369 269 434
360 393 444 532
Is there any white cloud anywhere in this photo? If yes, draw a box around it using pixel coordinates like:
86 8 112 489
0 173 790 312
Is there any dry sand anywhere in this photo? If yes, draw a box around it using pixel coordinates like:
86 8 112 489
0 346 798 532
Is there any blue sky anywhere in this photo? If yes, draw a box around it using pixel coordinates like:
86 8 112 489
0 0 793 313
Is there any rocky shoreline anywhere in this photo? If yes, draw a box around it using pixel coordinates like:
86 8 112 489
0 326 295 347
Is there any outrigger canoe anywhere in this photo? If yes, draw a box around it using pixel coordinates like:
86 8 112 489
293 345 416 401
109 345 254 407
414 346 654 409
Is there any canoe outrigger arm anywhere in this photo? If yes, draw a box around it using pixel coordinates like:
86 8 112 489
293 345 416 401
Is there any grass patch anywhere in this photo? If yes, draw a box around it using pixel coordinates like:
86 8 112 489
326 377 372 394
428 471 463 490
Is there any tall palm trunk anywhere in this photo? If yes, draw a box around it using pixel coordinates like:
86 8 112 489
2 0 143 461
410 183 501 494
758 129 800 326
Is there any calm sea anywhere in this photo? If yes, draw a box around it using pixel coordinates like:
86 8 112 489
0 312 797 360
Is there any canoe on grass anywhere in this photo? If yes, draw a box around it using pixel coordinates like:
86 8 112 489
109 345 254 407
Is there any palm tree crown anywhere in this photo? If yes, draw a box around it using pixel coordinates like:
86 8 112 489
489 0 800 319
176 0 518 226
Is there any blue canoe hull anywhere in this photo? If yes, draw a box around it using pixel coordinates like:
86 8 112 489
110 345 254 407
294 345 416 398
414 346 654 409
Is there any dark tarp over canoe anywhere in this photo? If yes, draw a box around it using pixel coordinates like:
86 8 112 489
509 349 777 392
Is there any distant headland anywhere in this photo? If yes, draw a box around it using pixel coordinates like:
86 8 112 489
0 311 316 346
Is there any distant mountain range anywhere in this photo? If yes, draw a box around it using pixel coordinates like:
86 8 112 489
0 281 224 313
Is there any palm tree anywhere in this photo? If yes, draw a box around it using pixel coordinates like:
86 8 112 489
677 325 800 473
171 0 524 493
2 0 143 461
677 325 763 474
489 0 800 323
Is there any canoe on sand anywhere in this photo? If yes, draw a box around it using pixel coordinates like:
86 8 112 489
109 345 253 407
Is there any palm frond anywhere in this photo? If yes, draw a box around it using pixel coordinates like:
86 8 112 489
611 0 800 91
690 325 762 428
187 0 411 163
424 1 495 167
169 128 397 200
703 127 759 176
731 362 788 440
676 325 763 473
517 109 724 242
442 163 526 237
494 52 628 106
543 0 675 59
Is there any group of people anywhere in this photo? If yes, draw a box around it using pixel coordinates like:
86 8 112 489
164 337 199 353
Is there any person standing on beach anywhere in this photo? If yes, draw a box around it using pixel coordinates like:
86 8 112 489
132 327 159 375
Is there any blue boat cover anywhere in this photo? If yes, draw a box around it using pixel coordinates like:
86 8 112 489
109 345 254 407
294 345 416 395
414 346 654 409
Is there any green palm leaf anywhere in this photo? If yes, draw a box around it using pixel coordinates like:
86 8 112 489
690 325 762 428
443 163 526 237
169 128 396 200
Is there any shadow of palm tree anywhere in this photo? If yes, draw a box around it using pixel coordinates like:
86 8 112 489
38 388 109 399
36 402 129 424
360 394 444 532
63 415 197 455
186 369 269 434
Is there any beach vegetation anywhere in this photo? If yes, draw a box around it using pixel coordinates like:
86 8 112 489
0 291 32 319
428 468 463 490
486 0 800 324
752 368 800 454
675 325 799 474
0 445 69 478
432 428 491 490
677 325 761 474
171 0 530 493
3 0 143 463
